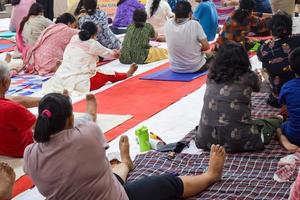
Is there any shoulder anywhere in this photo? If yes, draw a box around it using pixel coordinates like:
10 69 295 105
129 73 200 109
0 99 26 112
145 23 154 29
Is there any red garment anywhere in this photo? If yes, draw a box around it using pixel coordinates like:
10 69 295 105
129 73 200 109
90 72 128 91
0 98 36 157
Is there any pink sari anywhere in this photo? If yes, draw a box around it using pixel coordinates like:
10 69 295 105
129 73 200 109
23 23 78 75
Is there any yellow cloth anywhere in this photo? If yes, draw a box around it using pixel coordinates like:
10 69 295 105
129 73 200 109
144 47 168 63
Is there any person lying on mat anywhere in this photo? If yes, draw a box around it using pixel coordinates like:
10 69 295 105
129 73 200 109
146 0 174 42
0 162 16 200
257 12 300 108
23 92 227 200
193 0 218 42
42 21 138 96
216 0 270 50
75 0 121 50
165 1 210 73
23 13 78 75
195 41 283 153
17 3 53 48
120 9 168 64
276 47 300 153
0 61 40 158
111 0 144 35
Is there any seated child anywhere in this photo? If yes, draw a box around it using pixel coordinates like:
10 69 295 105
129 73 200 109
217 0 270 49
111 0 144 34
193 0 218 41
0 162 16 200
257 12 300 108
195 41 283 153
276 47 300 152
120 9 168 64
165 1 210 73
43 21 138 96
24 92 226 200
0 61 37 158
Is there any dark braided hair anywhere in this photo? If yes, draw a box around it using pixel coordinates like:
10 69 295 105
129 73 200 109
209 41 252 84
19 3 44 32
34 93 73 143
150 0 161 17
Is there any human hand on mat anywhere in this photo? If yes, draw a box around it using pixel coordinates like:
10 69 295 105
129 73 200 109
112 50 121 59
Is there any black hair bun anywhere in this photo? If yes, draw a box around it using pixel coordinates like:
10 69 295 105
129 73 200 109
79 30 91 41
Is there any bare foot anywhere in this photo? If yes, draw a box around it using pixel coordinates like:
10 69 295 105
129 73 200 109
86 94 97 122
4 53 12 63
119 135 134 171
0 162 16 199
126 63 138 77
62 89 69 97
277 128 299 152
207 144 226 182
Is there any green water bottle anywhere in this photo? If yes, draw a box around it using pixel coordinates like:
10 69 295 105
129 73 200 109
135 126 151 152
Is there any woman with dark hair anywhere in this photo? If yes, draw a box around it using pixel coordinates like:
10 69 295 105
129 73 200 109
120 9 168 64
18 3 53 47
146 0 174 40
217 0 270 49
195 41 283 153
23 13 78 75
111 0 144 34
9 0 35 32
75 0 121 49
257 12 300 108
23 92 226 200
43 21 137 95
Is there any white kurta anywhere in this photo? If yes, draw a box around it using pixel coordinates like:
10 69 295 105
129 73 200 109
42 35 114 96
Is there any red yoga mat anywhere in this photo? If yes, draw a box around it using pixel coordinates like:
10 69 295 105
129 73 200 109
12 175 34 197
73 62 207 142
0 39 15 53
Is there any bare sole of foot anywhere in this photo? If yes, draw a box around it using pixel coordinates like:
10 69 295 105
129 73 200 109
119 135 134 170
86 94 97 122
126 63 138 77
207 144 226 182
0 162 16 199
277 128 300 152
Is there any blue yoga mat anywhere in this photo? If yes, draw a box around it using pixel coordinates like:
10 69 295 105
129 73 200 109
0 43 15 51
0 31 16 38
140 68 208 82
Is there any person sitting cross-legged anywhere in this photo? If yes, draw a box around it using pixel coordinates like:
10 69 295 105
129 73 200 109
165 1 210 73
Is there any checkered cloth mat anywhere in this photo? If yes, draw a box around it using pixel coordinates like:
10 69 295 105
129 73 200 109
128 92 288 199
7 74 52 96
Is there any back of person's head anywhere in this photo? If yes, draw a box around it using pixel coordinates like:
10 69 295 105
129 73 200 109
19 3 44 32
11 0 21 6
117 0 127 6
0 162 16 200
133 9 147 28
289 47 300 76
34 93 73 143
174 1 192 19
75 0 97 16
268 12 292 39
232 0 255 25
150 0 161 17
79 21 98 41
55 13 76 25
0 61 10 91
209 41 251 83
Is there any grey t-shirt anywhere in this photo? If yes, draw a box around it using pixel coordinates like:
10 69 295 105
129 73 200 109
165 18 207 73
23 122 128 200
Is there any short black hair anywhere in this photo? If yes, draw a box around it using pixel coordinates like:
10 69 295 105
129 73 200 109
268 12 292 39
174 1 192 19
34 93 73 143
289 47 300 75
209 41 251 83
133 9 147 28
75 0 97 16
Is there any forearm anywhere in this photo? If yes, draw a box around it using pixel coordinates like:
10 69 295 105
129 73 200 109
7 96 41 108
